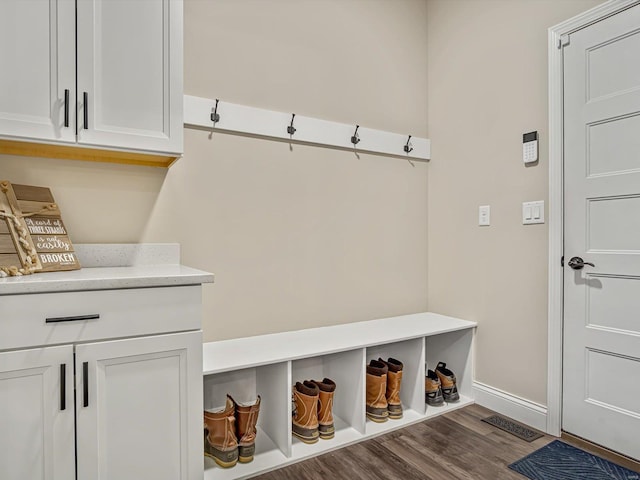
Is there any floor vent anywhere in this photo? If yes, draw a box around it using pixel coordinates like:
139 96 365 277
482 414 544 442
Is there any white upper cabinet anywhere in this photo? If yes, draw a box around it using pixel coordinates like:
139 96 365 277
76 0 183 154
0 0 76 143
0 0 183 159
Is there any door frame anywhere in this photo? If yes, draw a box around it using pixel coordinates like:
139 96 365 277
547 0 640 437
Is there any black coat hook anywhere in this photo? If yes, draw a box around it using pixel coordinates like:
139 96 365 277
287 113 296 135
404 135 413 153
211 99 220 124
351 125 360 145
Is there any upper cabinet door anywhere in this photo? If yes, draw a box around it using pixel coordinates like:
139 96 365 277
76 0 183 155
0 0 76 143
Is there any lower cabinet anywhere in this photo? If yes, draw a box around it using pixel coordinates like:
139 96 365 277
1 326 203 480
76 331 202 480
0 345 75 480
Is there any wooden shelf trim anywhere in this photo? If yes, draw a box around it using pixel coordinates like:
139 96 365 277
0 139 179 168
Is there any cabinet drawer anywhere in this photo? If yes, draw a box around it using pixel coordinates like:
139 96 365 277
0 286 201 350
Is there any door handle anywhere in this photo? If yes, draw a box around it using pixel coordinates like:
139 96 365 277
568 256 595 270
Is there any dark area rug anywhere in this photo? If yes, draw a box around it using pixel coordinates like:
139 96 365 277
509 440 639 480
481 414 543 442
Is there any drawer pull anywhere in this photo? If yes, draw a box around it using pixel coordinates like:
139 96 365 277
60 364 66 411
46 314 100 323
83 361 89 407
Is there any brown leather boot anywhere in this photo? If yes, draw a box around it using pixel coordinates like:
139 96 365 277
311 378 336 440
292 381 320 444
366 360 389 422
231 395 260 463
203 396 239 468
379 357 403 419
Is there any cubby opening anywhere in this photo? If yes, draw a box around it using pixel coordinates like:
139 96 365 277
365 337 426 435
425 328 475 417
203 362 290 480
290 349 366 456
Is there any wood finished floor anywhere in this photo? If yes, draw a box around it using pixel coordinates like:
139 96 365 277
255 404 554 480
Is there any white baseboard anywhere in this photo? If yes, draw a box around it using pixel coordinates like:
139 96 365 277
473 381 549 433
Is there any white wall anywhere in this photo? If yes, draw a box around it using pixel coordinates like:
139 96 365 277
426 0 603 405
0 0 608 407
0 0 430 342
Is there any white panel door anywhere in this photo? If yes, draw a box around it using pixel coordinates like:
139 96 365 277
75 331 202 480
76 0 183 154
0 345 75 480
563 4 640 461
0 0 75 143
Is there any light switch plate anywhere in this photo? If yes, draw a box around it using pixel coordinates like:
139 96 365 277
523 201 544 224
479 205 490 226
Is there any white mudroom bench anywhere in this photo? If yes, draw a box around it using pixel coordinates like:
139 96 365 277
202 312 476 480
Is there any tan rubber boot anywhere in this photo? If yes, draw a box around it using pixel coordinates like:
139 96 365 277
292 381 320 444
366 360 389 422
231 395 261 463
203 396 239 468
380 357 403 419
311 378 336 439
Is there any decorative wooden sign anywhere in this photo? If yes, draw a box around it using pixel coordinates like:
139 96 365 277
0 212 23 274
12 183 80 272
0 181 80 275
0 181 41 276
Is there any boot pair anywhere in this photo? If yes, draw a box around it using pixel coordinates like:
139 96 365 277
425 361 459 406
366 358 403 422
292 378 336 444
203 395 261 468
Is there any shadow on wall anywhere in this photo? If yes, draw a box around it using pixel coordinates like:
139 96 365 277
0 153 167 244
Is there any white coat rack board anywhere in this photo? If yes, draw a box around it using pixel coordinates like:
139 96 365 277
183 95 430 161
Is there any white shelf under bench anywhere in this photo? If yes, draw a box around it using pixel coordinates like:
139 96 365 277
202 312 477 480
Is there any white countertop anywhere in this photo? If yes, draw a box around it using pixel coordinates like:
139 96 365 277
0 244 213 295
0 264 214 295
